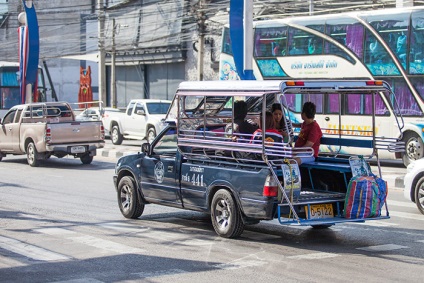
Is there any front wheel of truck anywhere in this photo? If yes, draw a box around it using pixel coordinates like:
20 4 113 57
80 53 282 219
211 189 244 238
26 142 40 167
118 176 144 219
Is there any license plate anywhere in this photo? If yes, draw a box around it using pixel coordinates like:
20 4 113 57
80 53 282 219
305 204 334 219
71 146 86 153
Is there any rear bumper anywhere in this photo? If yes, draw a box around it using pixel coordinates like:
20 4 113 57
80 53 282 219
46 141 105 154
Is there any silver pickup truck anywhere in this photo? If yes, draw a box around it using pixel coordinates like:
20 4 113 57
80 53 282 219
0 102 105 166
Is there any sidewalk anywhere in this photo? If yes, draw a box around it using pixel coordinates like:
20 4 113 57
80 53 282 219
98 139 143 159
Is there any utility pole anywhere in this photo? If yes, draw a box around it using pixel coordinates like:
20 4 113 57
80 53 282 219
111 18 116 108
98 0 106 105
196 3 206 81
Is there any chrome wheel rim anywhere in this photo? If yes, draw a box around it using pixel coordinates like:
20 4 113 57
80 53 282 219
120 184 132 213
406 138 422 160
214 199 231 230
27 144 35 164
147 130 155 143
112 128 118 143
418 184 424 210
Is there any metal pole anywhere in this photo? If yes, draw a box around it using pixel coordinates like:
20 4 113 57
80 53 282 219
197 34 204 81
111 18 116 108
97 0 106 105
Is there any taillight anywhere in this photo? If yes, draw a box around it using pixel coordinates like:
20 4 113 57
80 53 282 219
263 175 278 197
286 81 304 86
100 124 105 140
45 126 51 143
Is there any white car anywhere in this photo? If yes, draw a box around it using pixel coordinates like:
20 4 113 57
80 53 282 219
76 107 122 121
403 158 424 214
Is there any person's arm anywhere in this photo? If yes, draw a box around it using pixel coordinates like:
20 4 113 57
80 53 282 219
292 122 301 128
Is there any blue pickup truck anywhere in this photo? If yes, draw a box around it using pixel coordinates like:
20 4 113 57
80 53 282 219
113 80 404 238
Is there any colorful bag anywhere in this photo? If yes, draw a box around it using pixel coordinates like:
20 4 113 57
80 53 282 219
344 174 387 219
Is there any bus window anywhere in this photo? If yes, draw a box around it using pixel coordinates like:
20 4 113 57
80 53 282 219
383 77 422 116
327 93 340 114
287 27 308 56
305 24 324 54
345 93 388 116
367 13 410 70
302 94 323 114
325 19 360 64
254 26 287 57
411 77 424 104
410 11 424 74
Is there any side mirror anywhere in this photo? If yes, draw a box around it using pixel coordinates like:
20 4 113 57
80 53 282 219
141 142 150 154
136 109 146 115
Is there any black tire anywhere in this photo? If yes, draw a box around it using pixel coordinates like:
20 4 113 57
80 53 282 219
0 156 2 162
111 125 123 145
311 224 333 229
211 189 244 238
414 176 424 215
117 176 144 219
147 127 156 143
26 142 40 167
402 132 424 167
80 154 93 164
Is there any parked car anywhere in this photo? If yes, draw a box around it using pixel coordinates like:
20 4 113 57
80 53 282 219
0 102 105 167
404 158 424 214
104 99 171 145
75 107 123 136
75 107 122 121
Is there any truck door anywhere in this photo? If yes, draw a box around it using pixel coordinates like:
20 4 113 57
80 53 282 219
127 102 147 137
139 127 182 206
0 109 18 152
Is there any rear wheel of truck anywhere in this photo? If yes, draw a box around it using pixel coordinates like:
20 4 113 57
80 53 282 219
118 176 144 219
147 127 156 143
211 189 244 238
80 154 93 164
111 125 123 145
26 142 40 167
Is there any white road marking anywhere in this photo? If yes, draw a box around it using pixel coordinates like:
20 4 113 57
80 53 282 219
0 236 70 261
70 235 145 254
389 211 424 221
97 222 148 233
357 244 408 252
387 200 417 208
286 252 339 260
36 228 145 254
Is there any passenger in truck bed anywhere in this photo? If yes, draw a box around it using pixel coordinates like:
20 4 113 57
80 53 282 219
251 111 283 144
226 100 258 139
293 101 322 165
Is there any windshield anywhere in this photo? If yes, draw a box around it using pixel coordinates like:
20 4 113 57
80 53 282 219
146 102 171 114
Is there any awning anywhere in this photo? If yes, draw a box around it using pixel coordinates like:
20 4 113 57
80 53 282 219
61 52 100 62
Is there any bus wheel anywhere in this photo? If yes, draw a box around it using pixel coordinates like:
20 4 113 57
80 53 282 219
403 132 424 167
211 189 244 238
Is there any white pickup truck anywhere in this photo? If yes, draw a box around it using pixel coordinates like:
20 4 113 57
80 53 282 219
104 99 171 145
0 102 105 167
